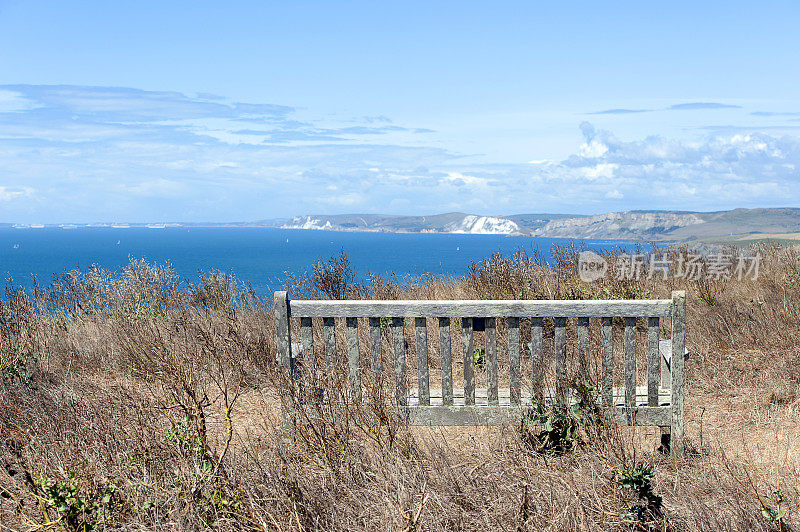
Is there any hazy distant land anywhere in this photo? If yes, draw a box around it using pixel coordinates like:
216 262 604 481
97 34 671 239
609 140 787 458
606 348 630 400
6 208 800 245
280 208 800 244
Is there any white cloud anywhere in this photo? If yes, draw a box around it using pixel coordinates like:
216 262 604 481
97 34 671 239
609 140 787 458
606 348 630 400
0 90 38 113
0 186 35 201
441 171 490 188
2 84 800 221
581 163 618 180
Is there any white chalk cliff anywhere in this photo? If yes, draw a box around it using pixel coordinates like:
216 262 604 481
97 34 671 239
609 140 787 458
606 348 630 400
444 215 520 234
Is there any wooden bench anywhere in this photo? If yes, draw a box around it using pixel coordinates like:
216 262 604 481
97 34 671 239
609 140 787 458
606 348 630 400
274 291 686 456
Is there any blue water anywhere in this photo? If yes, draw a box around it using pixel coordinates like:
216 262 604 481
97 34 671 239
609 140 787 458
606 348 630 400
0 227 632 296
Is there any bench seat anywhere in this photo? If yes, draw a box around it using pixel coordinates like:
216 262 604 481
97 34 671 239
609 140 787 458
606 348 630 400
403 386 674 426
407 386 672 408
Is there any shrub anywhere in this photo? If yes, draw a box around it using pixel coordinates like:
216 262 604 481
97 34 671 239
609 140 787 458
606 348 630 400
312 249 353 300
617 462 664 529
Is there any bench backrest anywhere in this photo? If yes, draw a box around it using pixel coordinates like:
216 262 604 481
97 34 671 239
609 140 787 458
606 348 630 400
275 291 686 456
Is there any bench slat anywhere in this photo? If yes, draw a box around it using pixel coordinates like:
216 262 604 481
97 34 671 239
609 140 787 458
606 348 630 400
578 317 589 380
346 317 361 403
462 317 475 405
531 317 543 402
647 317 659 407
439 317 453 406
486 317 498 405
624 317 636 408
415 317 430 406
300 317 313 368
289 299 673 318
392 318 406 406
508 317 520 405
323 317 336 384
554 317 567 403
601 317 613 407
369 317 382 377
299 317 312 400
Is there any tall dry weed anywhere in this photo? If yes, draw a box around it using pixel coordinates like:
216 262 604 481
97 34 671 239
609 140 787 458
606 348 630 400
0 244 798 530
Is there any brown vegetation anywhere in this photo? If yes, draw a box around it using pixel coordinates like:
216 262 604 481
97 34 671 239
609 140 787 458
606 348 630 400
1 245 799 530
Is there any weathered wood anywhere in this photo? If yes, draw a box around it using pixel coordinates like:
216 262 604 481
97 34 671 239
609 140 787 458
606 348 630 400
508 317 521 405
485 317 498 405
671 291 686 458
405 405 523 425
404 405 672 427
531 317 543 402
278 292 686 451
439 317 453 406
415 317 430 406
274 291 292 429
300 317 313 369
299 317 312 403
659 339 671 389
323 317 336 380
274 292 291 372
658 339 673 450
392 318 406 406
346 317 361 403
611 406 672 427
369 317 382 377
577 317 589 380
647 317 659 407
290 299 673 318
462 317 475 405
601 317 613 407
554 317 567 403
408 386 670 407
624 317 637 408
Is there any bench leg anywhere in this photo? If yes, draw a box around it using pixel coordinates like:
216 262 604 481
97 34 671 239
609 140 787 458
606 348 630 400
658 427 671 453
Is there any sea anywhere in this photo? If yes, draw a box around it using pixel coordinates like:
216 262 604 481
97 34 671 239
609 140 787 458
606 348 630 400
0 227 634 297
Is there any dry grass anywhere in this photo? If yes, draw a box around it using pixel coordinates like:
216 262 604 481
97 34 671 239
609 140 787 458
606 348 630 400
0 245 799 530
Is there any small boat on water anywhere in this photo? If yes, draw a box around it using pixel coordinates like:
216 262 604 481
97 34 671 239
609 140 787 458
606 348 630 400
146 224 167 229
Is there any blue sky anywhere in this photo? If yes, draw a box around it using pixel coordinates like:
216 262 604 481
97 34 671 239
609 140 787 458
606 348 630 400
1 1 800 222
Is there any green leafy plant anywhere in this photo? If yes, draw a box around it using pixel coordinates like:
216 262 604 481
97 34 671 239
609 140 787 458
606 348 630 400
522 402 584 455
520 380 601 455
165 416 206 458
35 476 118 531
760 489 788 528
200 484 248 527
0 346 34 386
473 348 486 370
618 462 663 528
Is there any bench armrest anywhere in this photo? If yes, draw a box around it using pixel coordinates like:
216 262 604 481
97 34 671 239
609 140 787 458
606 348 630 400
659 339 688 388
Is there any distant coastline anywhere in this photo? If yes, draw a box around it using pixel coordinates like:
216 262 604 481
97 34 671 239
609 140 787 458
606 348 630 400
5 207 800 245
